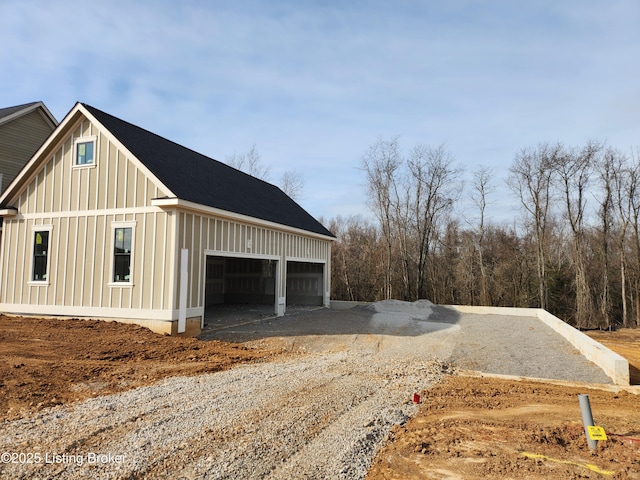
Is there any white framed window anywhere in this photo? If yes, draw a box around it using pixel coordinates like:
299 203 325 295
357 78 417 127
29 224 54 284
73 135 97 167
109 221 136 286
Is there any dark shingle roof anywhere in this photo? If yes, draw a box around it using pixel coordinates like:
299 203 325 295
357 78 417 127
83 104 333 237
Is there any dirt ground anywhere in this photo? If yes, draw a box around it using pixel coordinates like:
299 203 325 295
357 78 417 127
367 328 640 480
0 314 277 422
1 314 639 479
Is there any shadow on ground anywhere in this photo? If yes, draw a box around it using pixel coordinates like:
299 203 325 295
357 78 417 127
198 302 461 343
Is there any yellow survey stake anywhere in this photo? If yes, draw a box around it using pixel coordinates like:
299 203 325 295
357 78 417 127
588 426 608 441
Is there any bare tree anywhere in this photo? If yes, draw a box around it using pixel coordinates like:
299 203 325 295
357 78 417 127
225 144 272 181
595 147 621 328
408 144 462 299
507 143 559 310
326 215 381 301
361 137 402 300
610 149 634 327
226 145 306 200
390 164 413 300
279 169 305 200
627 152 640 327
554 141 600 328
470 165 495 305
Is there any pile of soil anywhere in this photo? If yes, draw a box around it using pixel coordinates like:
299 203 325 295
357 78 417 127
0 314 276 421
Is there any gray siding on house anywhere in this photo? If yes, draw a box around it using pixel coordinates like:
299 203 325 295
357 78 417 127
0 109 54 193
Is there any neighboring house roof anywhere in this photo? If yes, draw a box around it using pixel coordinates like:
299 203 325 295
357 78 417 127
0 101 57 128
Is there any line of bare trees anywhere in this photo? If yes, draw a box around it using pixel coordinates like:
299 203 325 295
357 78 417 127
325 138 640 330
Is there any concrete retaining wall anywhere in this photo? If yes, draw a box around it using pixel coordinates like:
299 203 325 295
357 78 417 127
447 305 630 386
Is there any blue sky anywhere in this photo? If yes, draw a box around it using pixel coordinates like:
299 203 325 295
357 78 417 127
2 0 640 224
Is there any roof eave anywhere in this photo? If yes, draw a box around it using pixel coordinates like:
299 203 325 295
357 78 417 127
152 197 336 241
0 207 18 217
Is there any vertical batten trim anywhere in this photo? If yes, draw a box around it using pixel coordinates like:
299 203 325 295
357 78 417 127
26 181 30 215
139 212 147 309
161 212 167 309
60 218 68 306
190 214 195 307
150 212 157 309
233 223 237 252
59 142 65 213
41 164 46 213
206 217 211 251
198 215 203 307
52 217 60 305
67 133 73 212
94 135 100 211
89 215 97 307
123 152 128 208
133 166 138 209
84 164 90 211
113 150 119 209
7 222 15 302
79 217 87 305
70 217 78 305
104 140 110 211
50 153 56 213
99 215 106 307
75 168 80 211
26 220 33 305
168 211 178 310
19 218 28 303
0 218 7 301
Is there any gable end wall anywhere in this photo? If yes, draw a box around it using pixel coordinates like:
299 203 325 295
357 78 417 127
0 114 176 324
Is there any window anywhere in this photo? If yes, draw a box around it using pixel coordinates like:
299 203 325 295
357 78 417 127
76 141 93 165
73 136 97 166
113 227 132 282
32 230 50 281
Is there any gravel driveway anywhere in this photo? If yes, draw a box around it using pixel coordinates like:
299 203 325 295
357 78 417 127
0 300 612 479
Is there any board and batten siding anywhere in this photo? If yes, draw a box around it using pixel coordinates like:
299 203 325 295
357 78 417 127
0 116 176 320
175 211 332 311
